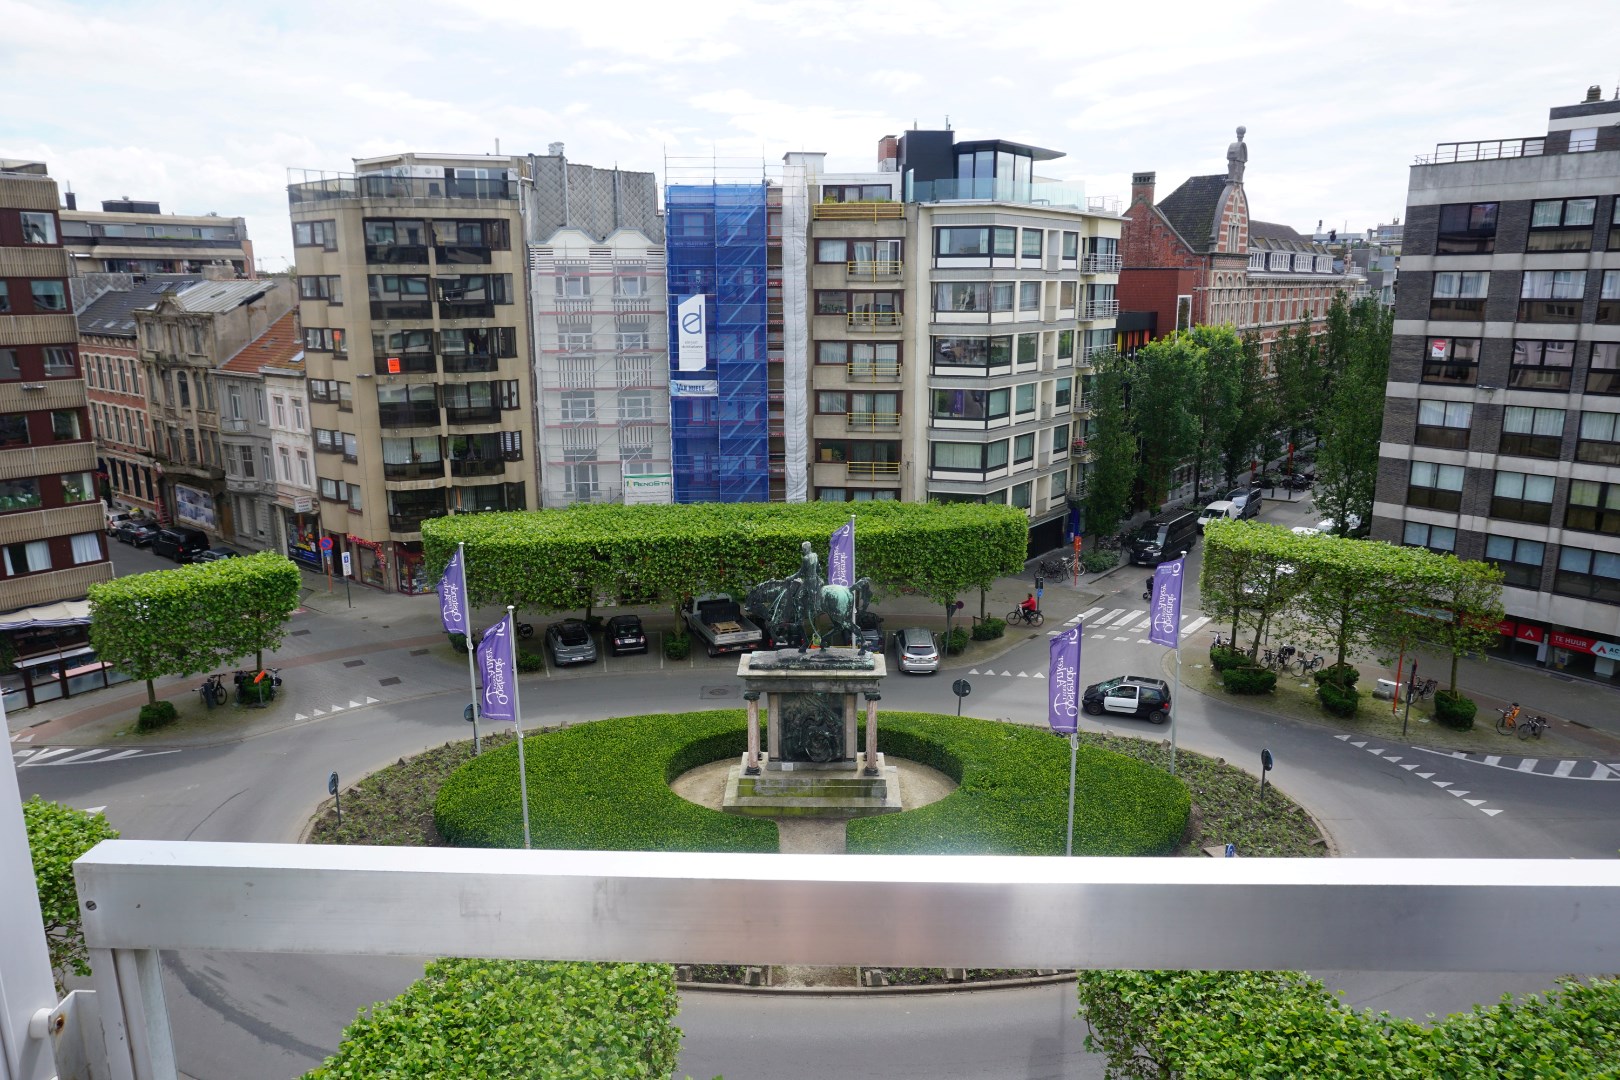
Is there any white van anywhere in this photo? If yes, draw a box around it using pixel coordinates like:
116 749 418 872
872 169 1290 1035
104 505 135 533
1197 500 1241 533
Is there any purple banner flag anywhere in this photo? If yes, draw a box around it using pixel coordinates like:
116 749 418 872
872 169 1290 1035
828 521 854 587
1048 626 1082 735
1149 556 1186 649
437 546 468 636
476 613 516 722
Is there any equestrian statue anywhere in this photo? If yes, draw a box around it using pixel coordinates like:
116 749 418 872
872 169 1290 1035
746 541 873 655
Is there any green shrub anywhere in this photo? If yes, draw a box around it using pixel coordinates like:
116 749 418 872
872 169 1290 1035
1317 679 1360 717
1433 688 1477 731
302 958 681 1080
1221 665 1277 695
136 700 177 732
515 650 544 673
848 712 1189 857
448 631 468 652
1209 645 1246 672
22 797 119 994
971 617 1006 641
1081 548 1118 574
662 632 690 661
943 626 970 655
1315 662 1359 688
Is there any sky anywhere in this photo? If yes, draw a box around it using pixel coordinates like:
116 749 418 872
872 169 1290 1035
4 0 1616 271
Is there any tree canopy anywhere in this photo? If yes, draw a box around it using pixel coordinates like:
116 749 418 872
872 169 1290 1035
22 797 119 995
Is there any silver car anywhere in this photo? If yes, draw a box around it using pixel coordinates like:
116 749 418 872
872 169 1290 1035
545 620 598 665
894 627 939 674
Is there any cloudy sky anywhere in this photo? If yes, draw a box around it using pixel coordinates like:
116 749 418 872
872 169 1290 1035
4 0 1615 270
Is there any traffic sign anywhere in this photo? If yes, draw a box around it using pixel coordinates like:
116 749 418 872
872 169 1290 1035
341 551 352 577
952 679 971 698
319 536 334 552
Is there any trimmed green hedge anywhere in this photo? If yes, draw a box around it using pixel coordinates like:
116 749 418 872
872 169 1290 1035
1434 688 1477 731
943 626 970 655
302 958 681 1080
434 710 777 852
515 650 544 673
1316 662 1359 688
1318 679 1360 717
1221 665 1277 694
136 701 177 731
1077 970 1620 1079
1209 645 1246 672
847 712 1189 857
1081 548 1119 574
971 617 1007 641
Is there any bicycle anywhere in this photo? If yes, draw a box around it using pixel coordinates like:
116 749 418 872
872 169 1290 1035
1291 652 1325 676
1038 555 1074 579
1007 607 1046 627
1516 713 1550 740
1494 704 1522 736
1406 677 1437 703
197 672 226 709
1210 630 1231 650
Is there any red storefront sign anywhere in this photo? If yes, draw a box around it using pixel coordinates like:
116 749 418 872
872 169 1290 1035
1515 624 1545 644
1497 619 1515 636
1548 630 1595 654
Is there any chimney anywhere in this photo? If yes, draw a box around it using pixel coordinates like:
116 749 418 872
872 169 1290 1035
64 190 76 211
548 142 565 157
1584 84 1603 103
877 135 899 173
1131 171 1156 208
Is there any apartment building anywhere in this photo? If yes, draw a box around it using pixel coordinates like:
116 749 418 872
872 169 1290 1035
0 161 116 710
524 151 671 506
217 311 304 553
61 196 253 277
287 154 531 592
1371 86 1620 684
261 346 319 571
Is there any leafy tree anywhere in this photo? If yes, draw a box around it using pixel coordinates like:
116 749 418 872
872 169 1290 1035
1270 317 1324 448
1407 554 1507 692
1083 349 1136 537
1130 336 1200 505
89 553 303 704
22 797 119 995
1221 331 1272 489
1184 325 1245 500
1198 521 1304 652
1287 536 1418 669
1313 298 1393 537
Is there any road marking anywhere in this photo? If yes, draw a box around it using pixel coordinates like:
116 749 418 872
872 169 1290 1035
294 713 309 722
1109 609 1145 627
1180 615 1213 637
81 805 106 816
1001 670 1014 677
1416 772 1434 779
1484 755 1501 766
1128 619 1150 633
347 700 363 709
329 703 344 712
1032 671 1045 679
18 747 179 767
22 747 76 764
1552 760 1577 777
1516 759 1537 773
1448 789 1469 797
1350 740 1367 748
1384 756 1402 763
1365 747 1385 755
1593 763 1617 780
364 696 379 704
1095 608 1124 627
1433 781 1451 788
312 708 326 717
1400 763 1419 771
968 668 981 675
8 732 34 743
1464 799 1485 807
1015 672 1029 678
1076 606 1103 623
1113 636 1132 642
1481 808 1503 817
1334 734 1350 741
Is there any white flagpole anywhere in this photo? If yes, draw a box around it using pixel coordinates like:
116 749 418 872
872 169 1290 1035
459 542 481 756
1065 732 1078 857
1171 649 1180 777
509 604 532 850
848 513 856 580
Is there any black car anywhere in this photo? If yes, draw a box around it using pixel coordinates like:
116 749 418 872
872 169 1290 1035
191 546 240 564
115 521 159 547
1081 675 1171 722
605 614 647 656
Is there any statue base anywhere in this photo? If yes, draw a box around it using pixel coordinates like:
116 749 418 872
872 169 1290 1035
721 753 902 819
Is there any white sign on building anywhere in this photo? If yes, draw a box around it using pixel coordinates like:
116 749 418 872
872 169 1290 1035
623 473 674 505
676 294 707 371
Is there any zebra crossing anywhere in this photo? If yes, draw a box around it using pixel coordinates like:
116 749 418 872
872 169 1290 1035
1334 734 1504 816
11 745 180 767
1047 606 1213 645
1421 747 1620 781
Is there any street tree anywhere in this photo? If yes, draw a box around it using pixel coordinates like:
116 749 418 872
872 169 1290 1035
1199 520 1305 653
1405 554 1507 693
22 796 119 995
1269 318 1325 448
1286 535 1418 669
1183 325 1246 501
1083 348 1136 537
1219 331 1271 489
1130 335 1200 506
1312 298 1394 537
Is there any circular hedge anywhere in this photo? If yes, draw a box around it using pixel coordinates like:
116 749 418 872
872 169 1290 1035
433 710 1190 857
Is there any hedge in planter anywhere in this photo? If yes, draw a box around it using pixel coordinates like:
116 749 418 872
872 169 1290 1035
971 617 1006 641
1209 645 1247 672
1221 665 1277 694
1433 688 1477 731
1317 679 1360 717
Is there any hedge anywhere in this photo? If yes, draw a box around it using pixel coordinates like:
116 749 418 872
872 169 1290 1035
515 650 544 673
1220 665 1277 695
1434 688 1477 731
302 959 681 1080
1316 662 1359 688
1076 970 1620 1079
1208 645 1246 672
971 617 1006 641
846 712 1190 857
1318 679 1360 717
136 700 177 731
1081 548 1119 574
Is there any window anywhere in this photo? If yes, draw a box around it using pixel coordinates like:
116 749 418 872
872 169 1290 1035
0 282 7 312
272 396 287 428
1611 198 1620 251
61 471 96 504
1430 272 1488 320
71 532 102 565
1013 432 1035 463
931 335 1012 371
1569 127 1599 152
0 479 40 512
1554 546 1620 603
20 212 56 245
816 239 847 263
930 441 1008 472
347 485 363 513
319 477 341 501
1485 536 1545 588
277 446 291 481
1419 341 1483 388
1051 424 1069 453
1566 479 1620 536
341 434 357 463
933 282 1013 313
1021 229 1042 259
1599 271 1620 325
619 391 654 421
1 540 50 575
1491 471 1555 524
1406 460 1464 510
560 391 596 422
617 331 651 352
935 227 1013 257
296 451 311 486
50 410 81 441
1402 522 1457 554
1010 481 1032 510
29 280 67 312
1435 202 1498 254
1500 406 1564 458
1057 330 1074 360
930 389 1007 422
1017 333 1039 364
1055 378 1072 408
1509 340 1575 391
1019 282 1041 311
1519 270 1585 322
293 220 337 249
1059 282 1077 311
820 184 892 203
1527 198 1597 252
1015 383 1035 414
1062 233 1078 259
292 397 304 430
1576 411 1620 464
498 381 520 409
1587 343 1620 395
1415 400 1472 448
298 275 343 302
42 347 73 375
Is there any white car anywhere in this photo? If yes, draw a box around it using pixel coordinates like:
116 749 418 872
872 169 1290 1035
1292 514 1362 538
1197 500 1241 532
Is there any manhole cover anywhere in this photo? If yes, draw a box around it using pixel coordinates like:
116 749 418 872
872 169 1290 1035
290 629 311 637
343 659 366 668
378 676 402 687
701 685 735 699
409 649 430 657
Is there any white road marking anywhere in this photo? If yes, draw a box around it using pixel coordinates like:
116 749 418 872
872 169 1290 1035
1433 781 1451 788
22 747 76 764
81 805 106 815
1552 760 1577 777
1481 808 1503 817
1077 607 1103 622
1464 799 1485 807
1484 756 1501 766
1448 790 1469 797
1180 615 1213 637
1095 608 1124 627
1032 671 1045 679
1516 759 1538 773
1109 609 1145 627
364 696 379 704
1400 763 1419 771
1416 772 1434 779
294 713 309 722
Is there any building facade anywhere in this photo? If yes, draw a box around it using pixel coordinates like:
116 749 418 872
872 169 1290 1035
524 152 671 507
287 154 532 592
0 161 116 710
262 352 319 572
61 197 253 277
217 311 303 553
1371 88 1620 683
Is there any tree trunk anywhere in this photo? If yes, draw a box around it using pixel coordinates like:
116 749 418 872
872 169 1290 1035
256 648 263 673
978 587 986 622
145 678 156 705
1449 624 1461 691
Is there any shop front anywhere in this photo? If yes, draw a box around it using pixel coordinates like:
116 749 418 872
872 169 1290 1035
0 614 131 712
394 541 430 594
1492 618 1620 685
282 506 323 571
347 534 388 589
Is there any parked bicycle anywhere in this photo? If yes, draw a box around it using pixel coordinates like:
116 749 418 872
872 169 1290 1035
197 672 226 709
1210 630 1231 650
1494 703 1522 736
234 668 283 708
1038 554 1074 579
1291 651 1325 676
1007 607 1046 627
1516 712 1550 740
1260 645 1296 671
1406 677 1438 703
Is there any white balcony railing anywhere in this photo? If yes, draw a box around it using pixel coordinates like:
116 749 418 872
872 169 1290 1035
1083 300 1119 319
1081 253 1122 274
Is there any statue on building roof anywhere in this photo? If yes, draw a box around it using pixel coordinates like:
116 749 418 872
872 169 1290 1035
1227 126 1248 183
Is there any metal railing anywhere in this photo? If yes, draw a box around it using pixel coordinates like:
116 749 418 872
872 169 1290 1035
812 201 903 221
1083 300 1119 319
845 412 900 432
287 169 517 204
845 460 900 479
219 417 249 433
1081 253 1122 274
1414 137 1546 165
846 360 901 382
1082 344 1119 364
846 259 903 279
847 310 902 330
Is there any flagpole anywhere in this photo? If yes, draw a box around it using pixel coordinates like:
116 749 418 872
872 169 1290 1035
508 604 531 850
459 543 481 756
1065 732 1077 857
848 513 856 580
1171 649 1180 777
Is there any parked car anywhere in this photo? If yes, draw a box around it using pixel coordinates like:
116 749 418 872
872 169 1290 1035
893 627 939 674
104 506 135 533
1196 500 1242 533
1226 485 1263 519
545 619 598 665
1293 514 1363 538
855 610 884 651
605 614 647 656
1081 675 1171 722
1129 509 1199 566
191 546 240 564
152 526 209 563
114 521 159 547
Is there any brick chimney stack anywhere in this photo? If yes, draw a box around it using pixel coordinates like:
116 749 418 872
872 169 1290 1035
1131 171 1156 209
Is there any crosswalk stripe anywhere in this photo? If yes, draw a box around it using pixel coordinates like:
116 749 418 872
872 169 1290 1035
1516 759 1538 773
1095 608 1124 627
1484 755 1501 766
98 749 149 763
23 747 76 764
1592 763 1617 780
54 749 114 766
1180 615 1212 637
1553 760 1577 777
1128 620 1150 633
1108 609 1145 627
1077 606 1103 622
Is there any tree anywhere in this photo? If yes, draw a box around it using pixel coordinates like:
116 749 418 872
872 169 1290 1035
1287 536 1417 669
1313 299 1393 538
1270 317 1324 448
1407 555 1507 692
1184 325 1245 500
1083 348 1136 537
1198 521 1304 652
22 797 119 995
1130 336 1200 506
1221 332 1271 489
89 552 303 704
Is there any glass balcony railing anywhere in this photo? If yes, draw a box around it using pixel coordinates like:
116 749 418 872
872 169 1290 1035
434 244 492 265
442 353 500 374
908 178 1088 210
370 301 433 320
288 170 517 204
377 403 440 428
449 457 504 477
365 243 429 265
375 353 436 375
383 460 445 480
445 405 501 425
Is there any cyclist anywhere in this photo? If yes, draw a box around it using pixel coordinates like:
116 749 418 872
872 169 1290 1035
1019 593 1039 619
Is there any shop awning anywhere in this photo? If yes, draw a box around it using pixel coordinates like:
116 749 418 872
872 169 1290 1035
0 599 92 632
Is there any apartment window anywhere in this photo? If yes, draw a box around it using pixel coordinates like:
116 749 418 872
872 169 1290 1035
1519 270 1585 323
1013 432 1035 463
821 184 891 203
20 212 57 245
1052 424 1070 453
619 391 654 421
1402 522 1456 554
340 434 357 464
319 477 341 501
296 451 311 486
930 388 1007 421
1509 340 1575 391
1 540 51 575
934 282 1013 313
0 282 7 312
0 478 40 512
556 273 589 298
1055 378 1072 408
1019 282 1041 311
1021 229 1042 259
617 331 650 352
816 239 848 263
1422 337 1482 384
1527 197 1597 252
298 275 343 303
277 446 291 481
498 381 519 409
1062 232 1078 259
1485 536 1545 588
30 280 67 312
1491 471 1555 524
1599 271 1620 325
1017 333 1039 364
1014 383 1035 414
1057 330 1075 360
1414 400 1471 449
272 396 287 428
42 347 74 375
1010 481 1032 510
291 397 304 430
931 335 1012 370
1566 479 1620 536
347 484 363 513
61 471 96 504
1587 343 1620 395
71 532 102 565
303 327 345 353
1430 272 1487 320
1435 202 1498 254
294 220 337 250
1406 460 1464 510
1500 406 1564 458
560 391 596 422
51 410 81 441
1611 198 1620 250
1554 546 1620 603
931 441 1008 472
1576 411 1620 464
935 227 1015 257
314 429 340 454
236 445 254 478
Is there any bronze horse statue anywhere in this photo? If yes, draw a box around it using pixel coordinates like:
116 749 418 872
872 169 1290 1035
747 574 874 654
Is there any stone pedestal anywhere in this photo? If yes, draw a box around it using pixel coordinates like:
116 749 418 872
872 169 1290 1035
721 648 900 819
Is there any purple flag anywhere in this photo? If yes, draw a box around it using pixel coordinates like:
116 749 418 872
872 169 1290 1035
828 521 854 587
437 546 469 636
1048 626 1082 735
1149 556 1185 648
476 613 516 722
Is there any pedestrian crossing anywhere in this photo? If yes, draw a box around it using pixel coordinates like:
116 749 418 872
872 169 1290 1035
1422 747 1620 781
1047 607 1214 645
11 745 180 767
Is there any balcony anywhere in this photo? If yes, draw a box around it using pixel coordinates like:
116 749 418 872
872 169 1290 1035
1517 300 1582 324
846 260 903 280
1071 440 1094 463
225 476 268 495
366 243 429 265
375 353 436 375
377 403 440 428
383 460 445 481
1081 253 1123 274
1429 298 1485 321
613 296 656 317
434 244 492 265
219 416 250 433
1082 300 1119 319
812 200 903 221
846 461 900 480
287 170 518 204
370 301 433 320
152 456 225 482
445 405 501 425
442 353 500 374
1414 137 1545 165
387 512 436 534
450 457 504 477
846 412 901 432
847 311 902 331
1073 396 1094 418
439 299 495 320
846 360 901 382
1082 344 1117 365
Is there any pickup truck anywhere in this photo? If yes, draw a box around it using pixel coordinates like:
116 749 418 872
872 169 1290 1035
683 593 765 657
